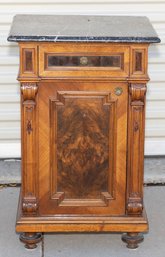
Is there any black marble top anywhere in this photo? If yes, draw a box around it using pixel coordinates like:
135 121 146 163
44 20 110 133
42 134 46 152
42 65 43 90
7 15 160 43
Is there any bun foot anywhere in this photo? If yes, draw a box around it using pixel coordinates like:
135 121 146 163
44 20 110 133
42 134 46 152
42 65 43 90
122 232 144 249
20 232 43 249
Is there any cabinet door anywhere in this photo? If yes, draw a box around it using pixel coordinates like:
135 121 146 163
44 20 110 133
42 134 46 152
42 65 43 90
38 81 127 215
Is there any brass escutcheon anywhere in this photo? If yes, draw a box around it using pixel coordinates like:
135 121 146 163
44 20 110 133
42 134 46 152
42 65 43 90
114 87 123 96
80 56 88 65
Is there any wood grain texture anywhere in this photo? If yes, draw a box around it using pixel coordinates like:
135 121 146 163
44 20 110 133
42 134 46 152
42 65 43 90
21 83 38 215
127 83 147 216
39 43 129 78
130 45 148 78
56 94 110 199
19 43 38 79
38 81 127 214
16 193 148 233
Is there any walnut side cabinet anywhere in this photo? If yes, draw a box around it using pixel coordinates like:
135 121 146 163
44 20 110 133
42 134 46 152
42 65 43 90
8 15 160 250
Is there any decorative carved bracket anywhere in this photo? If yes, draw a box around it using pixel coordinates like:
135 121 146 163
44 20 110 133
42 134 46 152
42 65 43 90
127 84 147 216
127 193 143 215
21 83 38 101
22 198 38 215
129 83 147 104
21 83 38 215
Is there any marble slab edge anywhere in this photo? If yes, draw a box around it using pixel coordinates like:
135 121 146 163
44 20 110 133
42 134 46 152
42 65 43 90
7 35 161 43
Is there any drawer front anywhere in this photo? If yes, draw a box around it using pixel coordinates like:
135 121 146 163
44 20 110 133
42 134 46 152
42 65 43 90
38 81 128 215
39 43 129 78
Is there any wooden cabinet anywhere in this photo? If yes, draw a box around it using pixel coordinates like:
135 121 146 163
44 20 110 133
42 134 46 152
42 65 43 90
8 15 160 250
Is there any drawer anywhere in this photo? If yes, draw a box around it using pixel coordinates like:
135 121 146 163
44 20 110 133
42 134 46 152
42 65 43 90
39 43 129 78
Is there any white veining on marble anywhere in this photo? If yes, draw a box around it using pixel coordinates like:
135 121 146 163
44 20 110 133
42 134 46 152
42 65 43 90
8 15 160 43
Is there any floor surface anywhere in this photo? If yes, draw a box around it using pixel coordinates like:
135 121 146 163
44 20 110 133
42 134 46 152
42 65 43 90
0 186 164 257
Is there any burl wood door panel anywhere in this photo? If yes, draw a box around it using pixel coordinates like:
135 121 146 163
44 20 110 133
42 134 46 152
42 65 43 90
38 81 127 215
55 94 109 199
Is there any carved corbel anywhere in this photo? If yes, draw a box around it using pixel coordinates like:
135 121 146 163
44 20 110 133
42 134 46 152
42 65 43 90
127 84 147 216
21 83 38 101
129 83 147 104
21 83 38 135
21 83 38 215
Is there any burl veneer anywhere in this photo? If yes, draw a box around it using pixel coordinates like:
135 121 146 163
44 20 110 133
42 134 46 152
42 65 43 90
8 15 160 250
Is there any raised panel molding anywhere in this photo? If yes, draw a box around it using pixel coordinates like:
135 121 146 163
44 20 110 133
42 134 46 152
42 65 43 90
50 91 117 207
19 44 38 78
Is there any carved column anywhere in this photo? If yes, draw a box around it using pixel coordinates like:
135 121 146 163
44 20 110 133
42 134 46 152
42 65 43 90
21 83 38 215
127 83 147 216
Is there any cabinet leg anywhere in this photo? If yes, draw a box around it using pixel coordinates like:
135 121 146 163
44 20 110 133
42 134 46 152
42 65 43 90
20 232 43 249
121 232 144 249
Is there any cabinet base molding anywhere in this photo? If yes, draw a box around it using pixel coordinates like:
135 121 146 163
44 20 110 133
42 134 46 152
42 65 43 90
16 193 148 234
122 232 144 249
